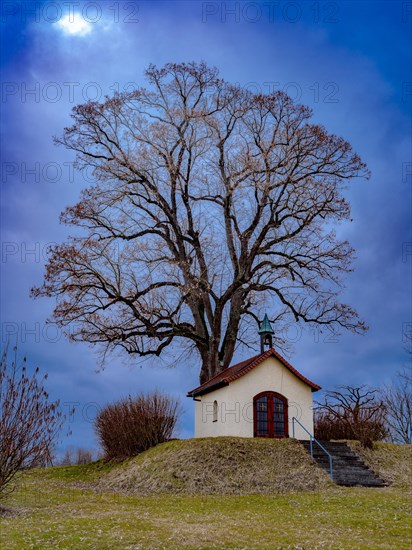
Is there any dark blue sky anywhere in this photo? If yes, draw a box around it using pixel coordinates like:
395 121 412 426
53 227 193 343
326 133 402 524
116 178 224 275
1 1 411 456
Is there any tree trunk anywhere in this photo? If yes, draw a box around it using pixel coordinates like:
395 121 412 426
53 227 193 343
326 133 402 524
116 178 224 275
199 346 222 385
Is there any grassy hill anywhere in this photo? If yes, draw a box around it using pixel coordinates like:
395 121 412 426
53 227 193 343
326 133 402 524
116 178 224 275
94 437 331 495
348 441 411 487
1 439 411 549
46 437 411 496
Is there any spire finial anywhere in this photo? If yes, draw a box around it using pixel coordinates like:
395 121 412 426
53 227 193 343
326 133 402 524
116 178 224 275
258 314 274 353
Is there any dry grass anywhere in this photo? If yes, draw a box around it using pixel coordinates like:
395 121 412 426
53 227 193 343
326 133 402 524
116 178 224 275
1 439 411 548
96 437 331 495
348 441 412 487
0 506 26 518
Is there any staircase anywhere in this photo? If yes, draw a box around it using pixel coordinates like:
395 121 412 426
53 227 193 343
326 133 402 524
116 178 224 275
299 440 386 487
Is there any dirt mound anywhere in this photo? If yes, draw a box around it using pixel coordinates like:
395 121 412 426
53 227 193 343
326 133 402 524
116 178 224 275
96 437 330 495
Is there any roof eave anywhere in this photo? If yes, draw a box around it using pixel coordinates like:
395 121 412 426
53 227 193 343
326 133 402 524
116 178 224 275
187 380 229 398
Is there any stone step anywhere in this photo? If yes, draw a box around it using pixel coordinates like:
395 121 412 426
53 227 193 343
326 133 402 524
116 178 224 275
334 479 384 485
302 443 352 448
336 481 385 487
339 478 384 483
302 445 358 451
332 471 382 478
301 449 359 457
314 457 366 465
310 454 361 460
300 439 348 449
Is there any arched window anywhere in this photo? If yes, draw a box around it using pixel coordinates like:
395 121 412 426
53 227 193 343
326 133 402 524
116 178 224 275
213 400 218 422
253 391 288 438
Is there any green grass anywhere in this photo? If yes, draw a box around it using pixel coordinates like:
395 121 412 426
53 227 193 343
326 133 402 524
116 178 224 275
1 439 411 549
1 472 411 549
36 457 129 483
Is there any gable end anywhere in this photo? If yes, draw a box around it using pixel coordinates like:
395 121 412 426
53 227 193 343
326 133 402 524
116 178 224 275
187 348 321 397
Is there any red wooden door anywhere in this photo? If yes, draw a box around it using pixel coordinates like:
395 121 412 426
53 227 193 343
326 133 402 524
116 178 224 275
253 392 288 438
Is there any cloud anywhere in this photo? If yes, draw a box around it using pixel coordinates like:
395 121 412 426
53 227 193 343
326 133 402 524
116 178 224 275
55 13 92 37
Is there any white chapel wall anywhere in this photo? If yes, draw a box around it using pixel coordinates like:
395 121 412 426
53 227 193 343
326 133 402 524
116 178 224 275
193 356 315 440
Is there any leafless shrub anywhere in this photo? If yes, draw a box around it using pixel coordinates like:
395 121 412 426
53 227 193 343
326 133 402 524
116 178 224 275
0 347 66 499
314 385 387 448
94 391 180 461
314 412 386 446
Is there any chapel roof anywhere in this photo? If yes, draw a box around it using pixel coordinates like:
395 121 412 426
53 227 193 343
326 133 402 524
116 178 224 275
187 347 321 397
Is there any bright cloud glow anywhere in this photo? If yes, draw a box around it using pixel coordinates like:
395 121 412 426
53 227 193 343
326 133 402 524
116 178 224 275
56 13 92 36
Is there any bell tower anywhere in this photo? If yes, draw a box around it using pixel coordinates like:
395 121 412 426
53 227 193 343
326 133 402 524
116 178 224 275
258 314 274 354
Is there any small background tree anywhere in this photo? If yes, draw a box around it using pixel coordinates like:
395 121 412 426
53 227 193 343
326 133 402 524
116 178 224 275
0 348 66 499
314 385 387 448
59 447 95 466
382 369 412 444
94 391 180 461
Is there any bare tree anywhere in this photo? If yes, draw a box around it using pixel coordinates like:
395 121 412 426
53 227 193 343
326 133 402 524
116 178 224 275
32 62 369 383
315 385 387 447
0 348 66 498
59 447 94 465
75 448 94 464
59 449 74 466
382 369 412 444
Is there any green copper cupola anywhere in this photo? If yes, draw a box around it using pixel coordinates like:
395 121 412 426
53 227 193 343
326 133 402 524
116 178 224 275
258 314 274 354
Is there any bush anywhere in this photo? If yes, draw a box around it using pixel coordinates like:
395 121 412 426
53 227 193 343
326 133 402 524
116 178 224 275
314 412 387 447
94 391 180 460
0 347 66 498
314 385 387 448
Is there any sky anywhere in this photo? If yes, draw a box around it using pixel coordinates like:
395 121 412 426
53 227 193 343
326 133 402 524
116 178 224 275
1 0 411 458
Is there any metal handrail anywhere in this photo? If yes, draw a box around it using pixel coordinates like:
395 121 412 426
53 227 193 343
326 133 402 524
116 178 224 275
292 416 333 481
